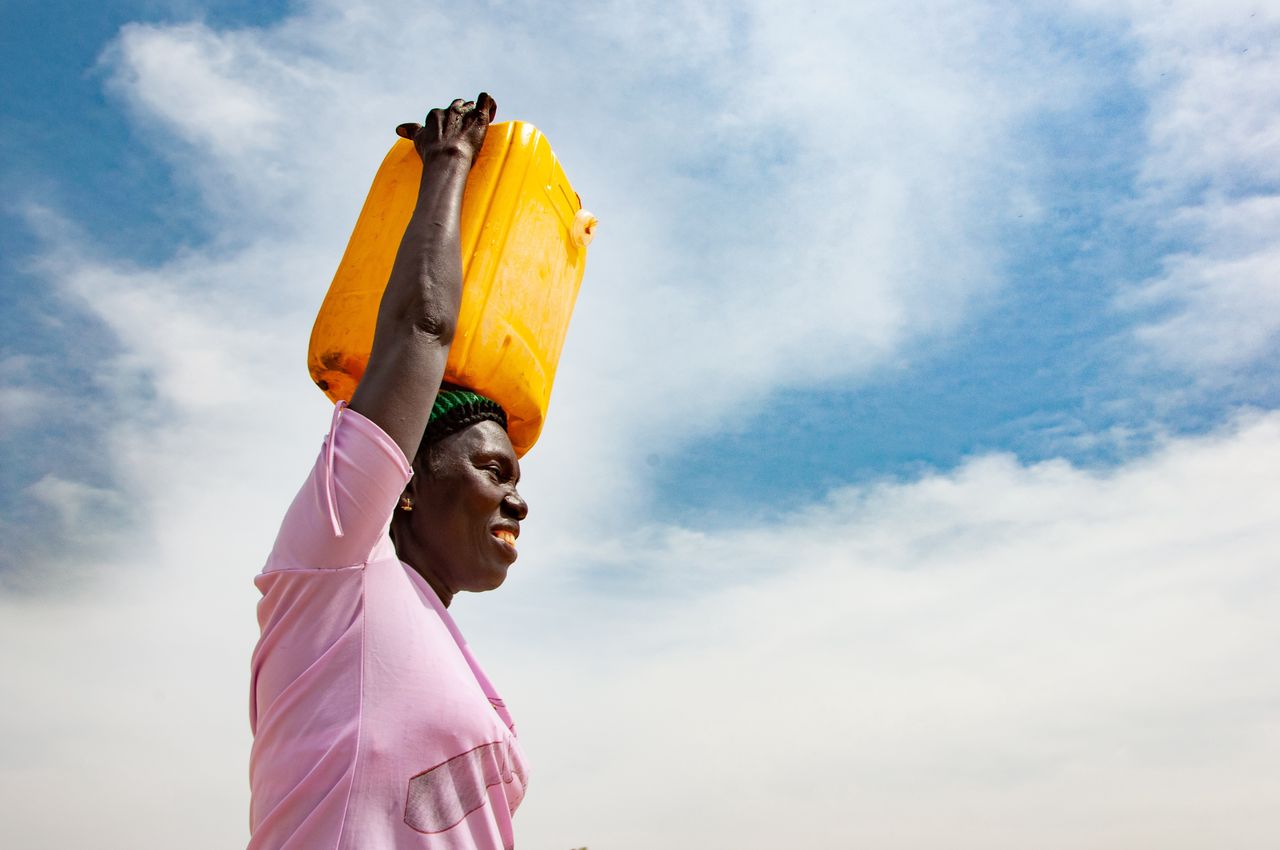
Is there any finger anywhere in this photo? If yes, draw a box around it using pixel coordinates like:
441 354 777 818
476 92 496 123
395 122 422 140
449 98 467 112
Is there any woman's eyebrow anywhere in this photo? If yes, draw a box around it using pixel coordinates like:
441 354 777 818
475 449 518 476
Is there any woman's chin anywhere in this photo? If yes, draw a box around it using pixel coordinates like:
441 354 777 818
467 559 511 593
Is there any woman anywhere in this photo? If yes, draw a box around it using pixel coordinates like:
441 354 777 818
248 93 530 850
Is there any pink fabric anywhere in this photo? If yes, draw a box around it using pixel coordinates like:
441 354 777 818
249 402 528 850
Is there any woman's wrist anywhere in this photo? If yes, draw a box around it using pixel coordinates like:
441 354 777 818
422 143 476 168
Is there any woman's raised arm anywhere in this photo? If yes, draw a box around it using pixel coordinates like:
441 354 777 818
348 93 496 461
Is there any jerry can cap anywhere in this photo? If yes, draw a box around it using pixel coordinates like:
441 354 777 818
572 208 598 248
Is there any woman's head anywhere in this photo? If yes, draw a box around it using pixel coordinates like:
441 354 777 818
391 388 528 605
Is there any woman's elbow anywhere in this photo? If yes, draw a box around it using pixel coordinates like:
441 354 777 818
410 311 457 346
381 293 458 346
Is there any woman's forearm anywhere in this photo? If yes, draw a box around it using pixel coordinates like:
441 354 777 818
349 95 496 460
379 148 471 342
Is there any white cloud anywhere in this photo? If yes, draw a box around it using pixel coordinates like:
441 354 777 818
0 380 48 432
27 473 121 529
107 23 281 158
489 412 1280 849
1097 0 1280 375
1123 195 1280 369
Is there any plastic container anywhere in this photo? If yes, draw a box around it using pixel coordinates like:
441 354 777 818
308 121 596 456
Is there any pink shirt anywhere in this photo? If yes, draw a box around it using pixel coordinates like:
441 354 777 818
249 402 528 850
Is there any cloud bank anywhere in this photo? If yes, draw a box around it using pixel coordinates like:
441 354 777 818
3 410 1275 848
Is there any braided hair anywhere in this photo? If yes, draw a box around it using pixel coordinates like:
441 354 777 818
422 385 508 450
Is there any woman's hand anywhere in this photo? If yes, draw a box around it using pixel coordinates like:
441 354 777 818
396 92 497 163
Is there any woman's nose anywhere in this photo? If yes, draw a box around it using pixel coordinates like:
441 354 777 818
502 489 528 521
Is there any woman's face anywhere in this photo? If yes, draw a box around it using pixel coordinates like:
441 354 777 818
401 420 527 600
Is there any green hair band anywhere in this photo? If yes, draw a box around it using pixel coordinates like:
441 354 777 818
424 385 508 447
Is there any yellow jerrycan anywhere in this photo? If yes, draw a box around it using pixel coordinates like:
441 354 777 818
308 121 597 457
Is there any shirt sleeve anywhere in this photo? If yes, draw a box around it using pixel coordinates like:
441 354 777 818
264 401 413 571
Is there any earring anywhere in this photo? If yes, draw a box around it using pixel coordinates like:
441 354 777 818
398 495 414 512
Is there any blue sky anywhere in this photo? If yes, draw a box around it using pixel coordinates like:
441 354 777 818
2 2 1279 848
1 0 293 570
4 1 1274 530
